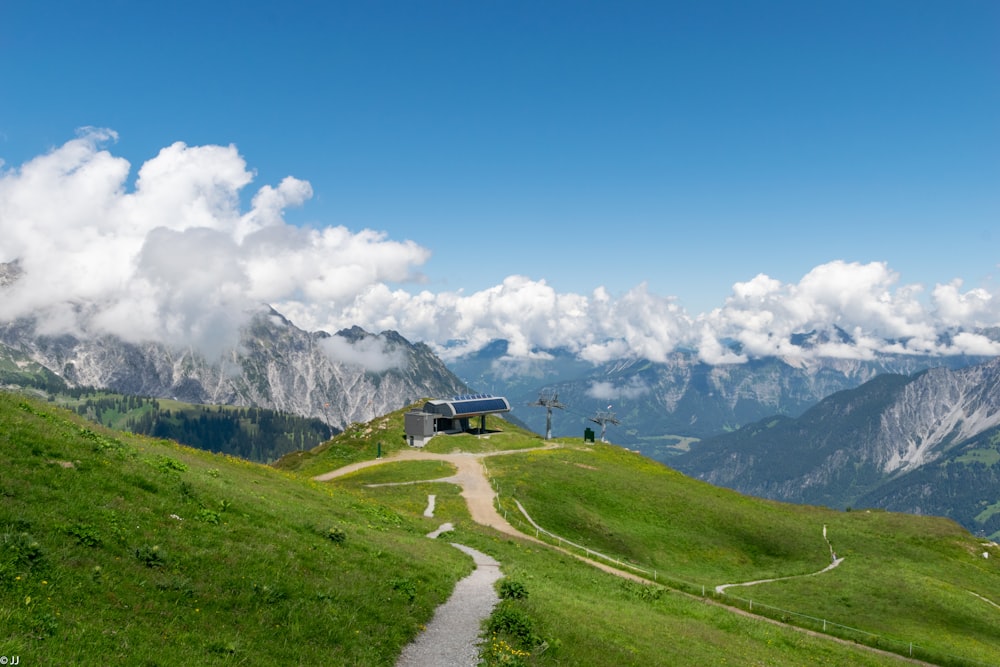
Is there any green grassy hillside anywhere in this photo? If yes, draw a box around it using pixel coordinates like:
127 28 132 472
487 444 1000 665
4 391 999 666
301 414 1000 667
10 386 334 463
0 392 469 665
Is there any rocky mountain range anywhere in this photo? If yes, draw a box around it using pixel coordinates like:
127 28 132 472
0 308 467 431
671 357 1000 538
447 338 994 460
5 279 1000 538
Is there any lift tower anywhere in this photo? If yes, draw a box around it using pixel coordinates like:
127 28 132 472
588 409 620 443
531 391 566 440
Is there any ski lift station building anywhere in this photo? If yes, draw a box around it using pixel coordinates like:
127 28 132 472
404 394 512 447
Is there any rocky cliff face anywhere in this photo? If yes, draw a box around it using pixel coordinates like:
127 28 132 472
0 308 467 429
671 357 1000 536
873 362 1000 473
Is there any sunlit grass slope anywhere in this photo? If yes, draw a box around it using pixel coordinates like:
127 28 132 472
331 458 909 666
7 390 999 666
487 443 1000 666
284 406 1000 664
0 392 470 665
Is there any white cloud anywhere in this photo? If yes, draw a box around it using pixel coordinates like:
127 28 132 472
2 130 998 368
932 280 998 328
318 335 405 373
693 261 979 362
487 350 556 381
586 377 651 401
948 332 1000 356
586 381 617 401
0 129 430 357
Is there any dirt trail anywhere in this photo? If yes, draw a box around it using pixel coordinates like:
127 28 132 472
313 445 650 582
716 524 845 594
715 557 845 594
314 447 548 538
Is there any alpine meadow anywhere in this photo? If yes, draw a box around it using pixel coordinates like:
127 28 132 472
3 392 999 666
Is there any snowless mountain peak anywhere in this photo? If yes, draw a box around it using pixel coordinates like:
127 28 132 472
0 308 467 429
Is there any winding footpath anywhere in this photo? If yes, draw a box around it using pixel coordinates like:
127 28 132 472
715 524 845 594
715 557 845 595
314 446 932 667
395 524 502 667
313 446 550 539
316 446 547 667
316 445 651 582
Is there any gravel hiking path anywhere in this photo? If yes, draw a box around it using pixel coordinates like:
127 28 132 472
315 449 540 667
395 538 501 667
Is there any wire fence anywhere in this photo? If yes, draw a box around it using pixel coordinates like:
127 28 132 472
482 468 997 667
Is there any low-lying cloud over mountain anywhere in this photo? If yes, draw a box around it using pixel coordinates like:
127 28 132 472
2 129 998 365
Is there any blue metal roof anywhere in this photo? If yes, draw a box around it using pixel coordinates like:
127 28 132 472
425 394 511 418
449 397 510 417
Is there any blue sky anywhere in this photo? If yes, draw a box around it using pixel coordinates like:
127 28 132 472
1 1 998 364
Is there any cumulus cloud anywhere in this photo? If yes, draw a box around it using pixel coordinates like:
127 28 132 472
316 262 1000 365
318 335 405 373
290 278 693 365
692 261 1000 361
932 280 998 328
0 128 429 356
2 130 998 367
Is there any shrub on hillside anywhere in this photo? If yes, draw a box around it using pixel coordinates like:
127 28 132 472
498 578 529 600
